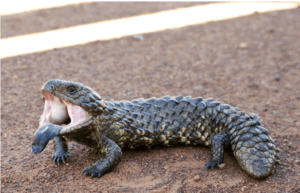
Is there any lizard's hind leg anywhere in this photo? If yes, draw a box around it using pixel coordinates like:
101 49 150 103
205 132 230 169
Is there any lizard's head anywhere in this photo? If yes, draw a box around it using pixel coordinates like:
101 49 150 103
39 79 106 135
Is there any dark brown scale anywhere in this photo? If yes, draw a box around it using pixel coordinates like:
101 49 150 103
33 80 276 179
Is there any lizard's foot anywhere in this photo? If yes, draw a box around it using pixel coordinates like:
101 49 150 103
204 160 222 170
205 133 229 170
82 165 104 178
51 152 69 165
82 137 122 179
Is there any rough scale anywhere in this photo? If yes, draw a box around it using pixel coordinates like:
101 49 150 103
31 79 276 179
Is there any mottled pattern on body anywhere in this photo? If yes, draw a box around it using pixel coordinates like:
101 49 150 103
32 80 276 179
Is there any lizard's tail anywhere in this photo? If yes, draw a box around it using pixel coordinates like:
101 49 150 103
229 114 276 178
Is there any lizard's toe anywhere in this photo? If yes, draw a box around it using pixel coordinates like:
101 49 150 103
52 153 68 165
205 160 221 170
82 166 104 179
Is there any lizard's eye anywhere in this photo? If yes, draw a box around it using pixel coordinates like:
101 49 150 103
67 86 76 94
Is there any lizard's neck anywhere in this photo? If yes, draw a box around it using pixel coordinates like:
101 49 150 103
96 101 137 142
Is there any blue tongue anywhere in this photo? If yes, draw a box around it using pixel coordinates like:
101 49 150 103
31 123 62 154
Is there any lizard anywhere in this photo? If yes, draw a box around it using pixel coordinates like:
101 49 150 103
31 79 276 179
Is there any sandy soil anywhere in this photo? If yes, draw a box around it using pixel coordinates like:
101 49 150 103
1 2 300 193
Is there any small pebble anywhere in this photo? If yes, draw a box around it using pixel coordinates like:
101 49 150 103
239 42 247 49
275 160 281 165
163 185 168 189
274 74 280 81
275 148 282 152
133 35 144 41
241 186 247 192
1 176 8 183
218 163 226 170
164 166 169 170
193 175 200 181
283 139 289 143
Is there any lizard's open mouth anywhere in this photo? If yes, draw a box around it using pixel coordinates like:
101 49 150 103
39 91 91 134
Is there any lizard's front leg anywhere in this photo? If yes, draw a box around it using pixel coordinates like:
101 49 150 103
82 137 122 178
52 136 69 164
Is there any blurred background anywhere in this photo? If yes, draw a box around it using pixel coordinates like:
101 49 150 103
1 2 300 192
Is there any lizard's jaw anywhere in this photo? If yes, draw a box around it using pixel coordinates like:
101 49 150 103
39 91 91 134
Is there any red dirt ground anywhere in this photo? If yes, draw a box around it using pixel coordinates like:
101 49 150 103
1 2 300 193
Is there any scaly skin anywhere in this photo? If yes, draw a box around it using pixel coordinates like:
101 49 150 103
32 80 276 179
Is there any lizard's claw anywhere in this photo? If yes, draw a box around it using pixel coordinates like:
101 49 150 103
82 166 104 179
51 153 69 165
205 160 222 170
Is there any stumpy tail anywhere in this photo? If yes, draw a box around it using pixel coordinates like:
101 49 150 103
229 115 276 178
